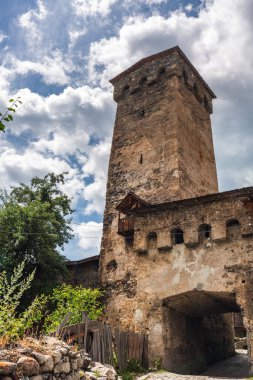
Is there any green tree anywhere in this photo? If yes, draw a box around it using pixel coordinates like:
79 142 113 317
0 97 22 132
44 284 104 333
0 173 73 304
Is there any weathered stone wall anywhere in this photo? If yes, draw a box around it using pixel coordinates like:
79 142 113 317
0 337 116 380
66 256 99 288
102 187 253 373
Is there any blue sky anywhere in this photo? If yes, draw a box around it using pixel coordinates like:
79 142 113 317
0 0 253 260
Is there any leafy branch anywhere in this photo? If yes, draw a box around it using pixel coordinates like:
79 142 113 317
0 97 22 132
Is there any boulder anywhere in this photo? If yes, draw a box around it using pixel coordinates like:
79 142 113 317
104 364 117 380
54 361 71 374
18 348 32 355
40 355 54 373
40 336 69 349
17 356 40 376
31 375 44 380
73 372 81 380
31 352 47 365
52 351 62 365
59 348 68 356
90 362 117 380
76 354 83 368
0 361 17 375
70 359 78 370
68 351 77 359
42 375 52 380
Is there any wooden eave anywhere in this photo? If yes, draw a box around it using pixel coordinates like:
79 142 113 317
116 191 151 214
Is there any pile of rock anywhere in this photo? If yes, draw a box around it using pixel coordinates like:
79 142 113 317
234 336 247 350
0 337 117 380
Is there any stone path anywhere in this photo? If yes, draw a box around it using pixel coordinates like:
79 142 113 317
137 350 249 380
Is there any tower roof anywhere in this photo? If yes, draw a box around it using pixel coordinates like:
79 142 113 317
110 45 216 99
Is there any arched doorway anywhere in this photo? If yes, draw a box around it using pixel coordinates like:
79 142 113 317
161 289 247 375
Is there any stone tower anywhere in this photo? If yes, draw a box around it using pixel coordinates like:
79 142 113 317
100 45 218 326
98 47 253 375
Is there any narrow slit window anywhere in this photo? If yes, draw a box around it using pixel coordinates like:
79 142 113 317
198 224 211 242
147 232 157 249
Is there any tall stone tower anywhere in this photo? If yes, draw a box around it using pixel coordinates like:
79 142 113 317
100 46 218 327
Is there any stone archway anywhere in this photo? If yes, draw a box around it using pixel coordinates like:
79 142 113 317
161 289 246 375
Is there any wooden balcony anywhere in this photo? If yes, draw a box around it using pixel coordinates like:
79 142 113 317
118 217 134 237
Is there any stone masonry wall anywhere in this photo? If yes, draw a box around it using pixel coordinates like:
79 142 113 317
0 337 116 380
102 187 253 373
66 256 99 288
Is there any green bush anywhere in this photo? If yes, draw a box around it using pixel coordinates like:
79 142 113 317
43 284 104 333
119 359 146 380
0 262 104 341
0 261 47 343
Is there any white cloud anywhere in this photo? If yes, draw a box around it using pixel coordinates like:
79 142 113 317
71 0 117 18
0 147 71 188
0 84 113 217
185 4 193 12
6 51 73 86
9 85 114 140
82 140 111 214
19 0 49 48
72 221 103 252
69 27 87 48
0 33 7 44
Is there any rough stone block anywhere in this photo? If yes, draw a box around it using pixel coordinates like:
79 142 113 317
17 356 40 376
0 361 17 375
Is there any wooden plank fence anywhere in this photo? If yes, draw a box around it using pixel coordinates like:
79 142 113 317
58 318 148 370
114 329 149 370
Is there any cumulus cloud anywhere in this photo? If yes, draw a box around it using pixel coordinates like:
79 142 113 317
19 0 49 47
0 84 114 217
0 147 71 188
72 221 103 254
71 0 117 18
69 27 87 49
5 51 73 86
82 140 111 214
0 33 7 44
10 85 114 141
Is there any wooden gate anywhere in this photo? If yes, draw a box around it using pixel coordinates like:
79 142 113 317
114 329 149 370
60 318 148 369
